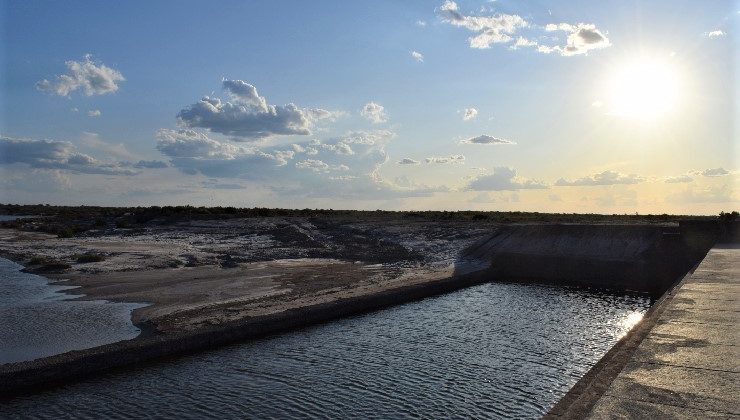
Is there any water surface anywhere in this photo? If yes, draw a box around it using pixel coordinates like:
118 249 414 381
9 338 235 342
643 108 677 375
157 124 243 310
1 281 649 418
0 258 144 363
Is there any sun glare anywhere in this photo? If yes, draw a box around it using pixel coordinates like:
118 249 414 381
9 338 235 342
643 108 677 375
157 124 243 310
606 57 681 120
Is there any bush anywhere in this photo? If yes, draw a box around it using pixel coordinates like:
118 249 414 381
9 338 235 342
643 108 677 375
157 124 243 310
74 252 106 263
38 262 71 272
28 256 50 265
56 227 75 238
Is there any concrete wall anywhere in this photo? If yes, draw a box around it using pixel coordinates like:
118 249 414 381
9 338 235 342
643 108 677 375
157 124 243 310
461 224 716 297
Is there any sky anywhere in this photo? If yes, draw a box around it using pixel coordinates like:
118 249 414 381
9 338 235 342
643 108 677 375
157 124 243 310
0 0 737 214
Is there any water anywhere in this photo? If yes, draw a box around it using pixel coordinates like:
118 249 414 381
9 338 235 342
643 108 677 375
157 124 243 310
0 258 144 363
0 281 649 419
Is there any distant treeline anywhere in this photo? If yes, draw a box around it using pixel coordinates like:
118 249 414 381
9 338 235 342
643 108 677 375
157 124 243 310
0 203 733 239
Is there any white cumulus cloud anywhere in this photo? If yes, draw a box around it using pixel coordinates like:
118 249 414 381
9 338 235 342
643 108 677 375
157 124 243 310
467 167 547 191
462 107 478 121
437 2 610 57
437 0 527 49
177 79 341 140
36 54 125 97
411 51 424 62
360 102 388 123
555 170 643 186
706 30 726 38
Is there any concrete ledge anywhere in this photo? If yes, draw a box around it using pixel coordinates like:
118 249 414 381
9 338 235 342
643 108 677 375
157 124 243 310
0 268 494 397
544 269 693 418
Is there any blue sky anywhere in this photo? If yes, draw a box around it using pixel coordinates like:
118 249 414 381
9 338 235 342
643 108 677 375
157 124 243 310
0 0 737 213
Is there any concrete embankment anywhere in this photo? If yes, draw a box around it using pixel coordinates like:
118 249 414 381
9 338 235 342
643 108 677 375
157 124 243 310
462 222 717 297
0 222 721 396
546 244 738 418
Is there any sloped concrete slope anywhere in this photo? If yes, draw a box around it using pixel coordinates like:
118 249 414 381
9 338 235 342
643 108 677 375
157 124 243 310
462 224 712 296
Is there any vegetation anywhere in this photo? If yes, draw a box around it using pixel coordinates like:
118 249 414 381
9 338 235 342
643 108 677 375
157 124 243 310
0 203 731 240
74 252 106 263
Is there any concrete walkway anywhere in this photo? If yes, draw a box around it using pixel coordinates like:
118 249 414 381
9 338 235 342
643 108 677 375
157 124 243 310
587 246 739 418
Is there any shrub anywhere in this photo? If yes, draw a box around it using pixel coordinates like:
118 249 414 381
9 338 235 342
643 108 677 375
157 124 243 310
74 252 106 263
56 227 75 238
28 256 50 265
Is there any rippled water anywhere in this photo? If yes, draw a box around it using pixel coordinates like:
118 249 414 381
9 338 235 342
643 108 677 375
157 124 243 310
0 258 144 363
1 281 649 419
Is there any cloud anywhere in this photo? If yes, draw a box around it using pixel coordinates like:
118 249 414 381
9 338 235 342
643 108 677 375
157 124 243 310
156 129 255 159
416 20 427 27
157 129 434 198
469 191 520 203
0 168 73 192
555 170 643 186
411 51 424 62
176 79 340 140
701 167 730 177
436 1 609 56
295 159 331 172
665 174 694 183
0 135 138 175
425 155 465 164
78 131 136 160
437 0 527 49
360 102 388 123
462 107 478 121
459 134 515 145
397 158 421 165
133 160 169 169
35 54 125 97
199 179 245 190
667 185 735 204
467 167 547 191
539 23 610 56
87 110 101 117
705 30 726 38
510 36 537 49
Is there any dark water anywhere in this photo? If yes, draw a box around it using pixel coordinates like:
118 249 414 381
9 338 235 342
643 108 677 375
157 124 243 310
0 258 144 363
0 281 649 419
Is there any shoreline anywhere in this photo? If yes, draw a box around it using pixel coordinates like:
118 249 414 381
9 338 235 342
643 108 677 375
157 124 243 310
0 218 724 397
0 266 495 397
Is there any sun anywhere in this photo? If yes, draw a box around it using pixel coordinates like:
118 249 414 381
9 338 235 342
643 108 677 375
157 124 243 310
606 56 681 120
